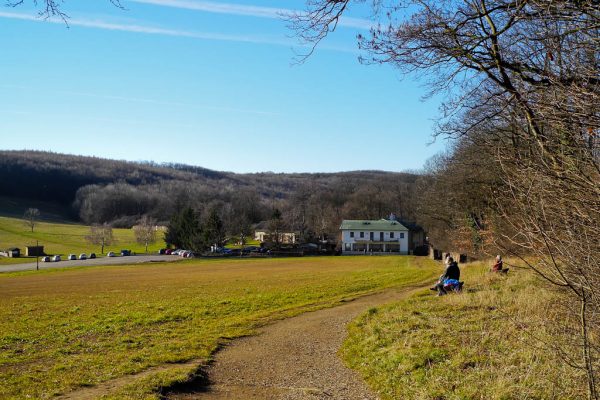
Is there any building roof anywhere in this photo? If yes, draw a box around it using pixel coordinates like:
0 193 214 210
339 219 408 231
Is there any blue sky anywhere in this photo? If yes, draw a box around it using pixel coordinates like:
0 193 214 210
0 0 447 173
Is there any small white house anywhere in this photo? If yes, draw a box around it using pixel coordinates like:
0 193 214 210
340 219 409 255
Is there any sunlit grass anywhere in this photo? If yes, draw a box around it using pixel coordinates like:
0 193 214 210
0 216 165 264
0 255 438 399
341 261 585 399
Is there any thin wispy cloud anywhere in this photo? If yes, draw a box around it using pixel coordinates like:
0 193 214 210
130 0 373 29
0 10 357 53
0 10 289 45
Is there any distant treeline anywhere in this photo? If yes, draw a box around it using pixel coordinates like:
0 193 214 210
0 151 422 240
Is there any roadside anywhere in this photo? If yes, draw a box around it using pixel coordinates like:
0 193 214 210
0 254 181 273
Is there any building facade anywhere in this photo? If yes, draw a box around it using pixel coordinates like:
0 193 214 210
339 219 409 255
254 231 297 244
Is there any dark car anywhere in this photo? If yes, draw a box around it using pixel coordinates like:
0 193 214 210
242 246 260 253
120 250 131 256
89 253 96 259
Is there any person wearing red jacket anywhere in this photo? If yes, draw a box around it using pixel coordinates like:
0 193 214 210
492 255 509 273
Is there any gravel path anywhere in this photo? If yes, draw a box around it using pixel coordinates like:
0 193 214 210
169 285 424 400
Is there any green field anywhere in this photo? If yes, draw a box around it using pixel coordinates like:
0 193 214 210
0 255 438 399
341 261 585 399
0 216 166 264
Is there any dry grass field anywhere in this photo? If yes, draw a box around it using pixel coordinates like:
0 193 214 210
341 261 586 399
0 255 438 399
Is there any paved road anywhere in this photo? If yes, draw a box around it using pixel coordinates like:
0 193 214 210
0 254 182 273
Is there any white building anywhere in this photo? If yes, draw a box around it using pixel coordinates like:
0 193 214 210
340 219 409 255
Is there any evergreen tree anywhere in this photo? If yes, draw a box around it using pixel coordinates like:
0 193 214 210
203 208 225 248
165 207 203 251
268 208 284 248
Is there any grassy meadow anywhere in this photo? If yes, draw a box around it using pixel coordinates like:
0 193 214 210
0 216 166 264
0 255 438 399
341 261 585 399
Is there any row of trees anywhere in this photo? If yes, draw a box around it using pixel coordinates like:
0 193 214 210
291 0 599 396
1 151 423 237
72 174 421 244
85 216 157 253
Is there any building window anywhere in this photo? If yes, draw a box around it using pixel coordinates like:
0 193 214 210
360 232 364 238
350 231 354 238
400 232 405 239
390 232 395 239
370 232 374 240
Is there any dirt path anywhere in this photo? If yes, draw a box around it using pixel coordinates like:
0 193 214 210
167 285 425 400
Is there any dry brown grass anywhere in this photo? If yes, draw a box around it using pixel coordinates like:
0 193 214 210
342 260 586 399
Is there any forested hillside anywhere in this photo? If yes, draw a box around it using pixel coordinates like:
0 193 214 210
0 151 421 239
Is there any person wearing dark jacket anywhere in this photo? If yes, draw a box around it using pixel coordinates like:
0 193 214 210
432 257 461 295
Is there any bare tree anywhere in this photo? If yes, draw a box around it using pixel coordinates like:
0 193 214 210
133 216 157 253
23 208 40 232
292 0 600 397
86 223 114 254
5 0 123 20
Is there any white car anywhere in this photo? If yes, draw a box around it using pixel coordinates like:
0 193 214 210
79 253 87 260
68 254 76 260
41 256 51 262
107 251 116 257
52 255 61 262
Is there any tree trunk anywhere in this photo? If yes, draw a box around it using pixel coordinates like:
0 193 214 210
581 289 598 400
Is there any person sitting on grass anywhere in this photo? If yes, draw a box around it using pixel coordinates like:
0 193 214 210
431 256 461 296
491 255 509 274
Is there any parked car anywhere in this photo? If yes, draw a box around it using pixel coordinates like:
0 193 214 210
52 255 61 262
79 253 87 260
158 248 166 255
41 256 51 262
120 250 131 256
107 251 116 257
242 246 260 253
68 254 76 260
165 249 173 255
89 253 96 259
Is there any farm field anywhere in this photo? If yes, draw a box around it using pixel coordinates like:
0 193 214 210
0 255 439 399
341 262 585 399
0 216 166 264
